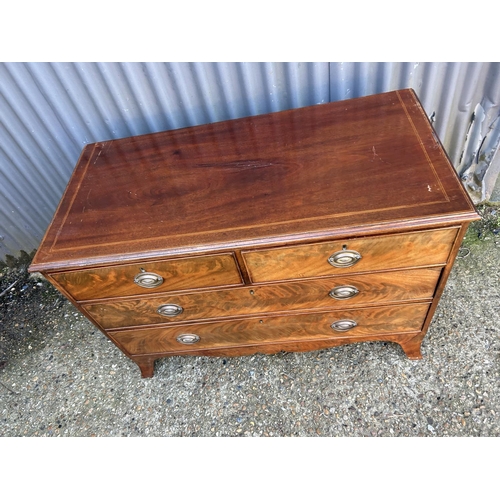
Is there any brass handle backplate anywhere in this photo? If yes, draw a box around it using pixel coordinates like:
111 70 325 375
327 249 361 268
134 271 164 288
176 334 201 345
157 304 184 317
329 285 360 300
331 319 357 332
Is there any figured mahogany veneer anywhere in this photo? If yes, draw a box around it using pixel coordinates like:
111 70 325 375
110 303 431 356
29 89 480 377
242 228 457 283
51 253 242 301
83 268 441 330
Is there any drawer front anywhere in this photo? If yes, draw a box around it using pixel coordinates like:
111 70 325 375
111 303 430 355
50 253 242 300
242 227 458 283
84 268 441 329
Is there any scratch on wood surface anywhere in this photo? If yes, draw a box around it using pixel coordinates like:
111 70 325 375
195 159 278 170
93 149 103 165
93 141 110 165
83 188 92 212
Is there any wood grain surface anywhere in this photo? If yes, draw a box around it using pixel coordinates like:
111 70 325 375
243 227 457 282
27 89 480 378
111 303 430 356
50 253 242 300
29 89 478 272
83 268 441 329
131 330 428 377
131 330 427 377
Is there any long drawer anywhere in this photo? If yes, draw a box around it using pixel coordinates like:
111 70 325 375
83 268 441 329
110 303 431 356
50 253 242 300
242 227 458 283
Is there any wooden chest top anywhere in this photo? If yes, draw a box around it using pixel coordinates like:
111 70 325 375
30 89 477 272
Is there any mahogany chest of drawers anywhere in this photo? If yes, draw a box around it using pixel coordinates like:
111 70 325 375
29 89 480 378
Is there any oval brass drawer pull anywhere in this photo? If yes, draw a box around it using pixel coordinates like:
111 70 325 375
327 249 361 268
329 285 359 300
157 303 184 317
134 271 164 288
176 334 201 345
331 319 357 332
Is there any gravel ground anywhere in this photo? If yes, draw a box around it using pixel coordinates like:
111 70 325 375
1 208 499 437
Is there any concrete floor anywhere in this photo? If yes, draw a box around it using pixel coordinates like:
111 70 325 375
0 210 499 437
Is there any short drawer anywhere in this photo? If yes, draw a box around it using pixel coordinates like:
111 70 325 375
110 303 430 356
84 268 441 329
50 253 242 300
242 227 458 283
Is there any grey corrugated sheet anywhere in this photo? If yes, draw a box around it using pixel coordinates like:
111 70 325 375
1 62 499 262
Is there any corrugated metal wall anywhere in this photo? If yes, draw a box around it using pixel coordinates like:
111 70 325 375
1 62 499 262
